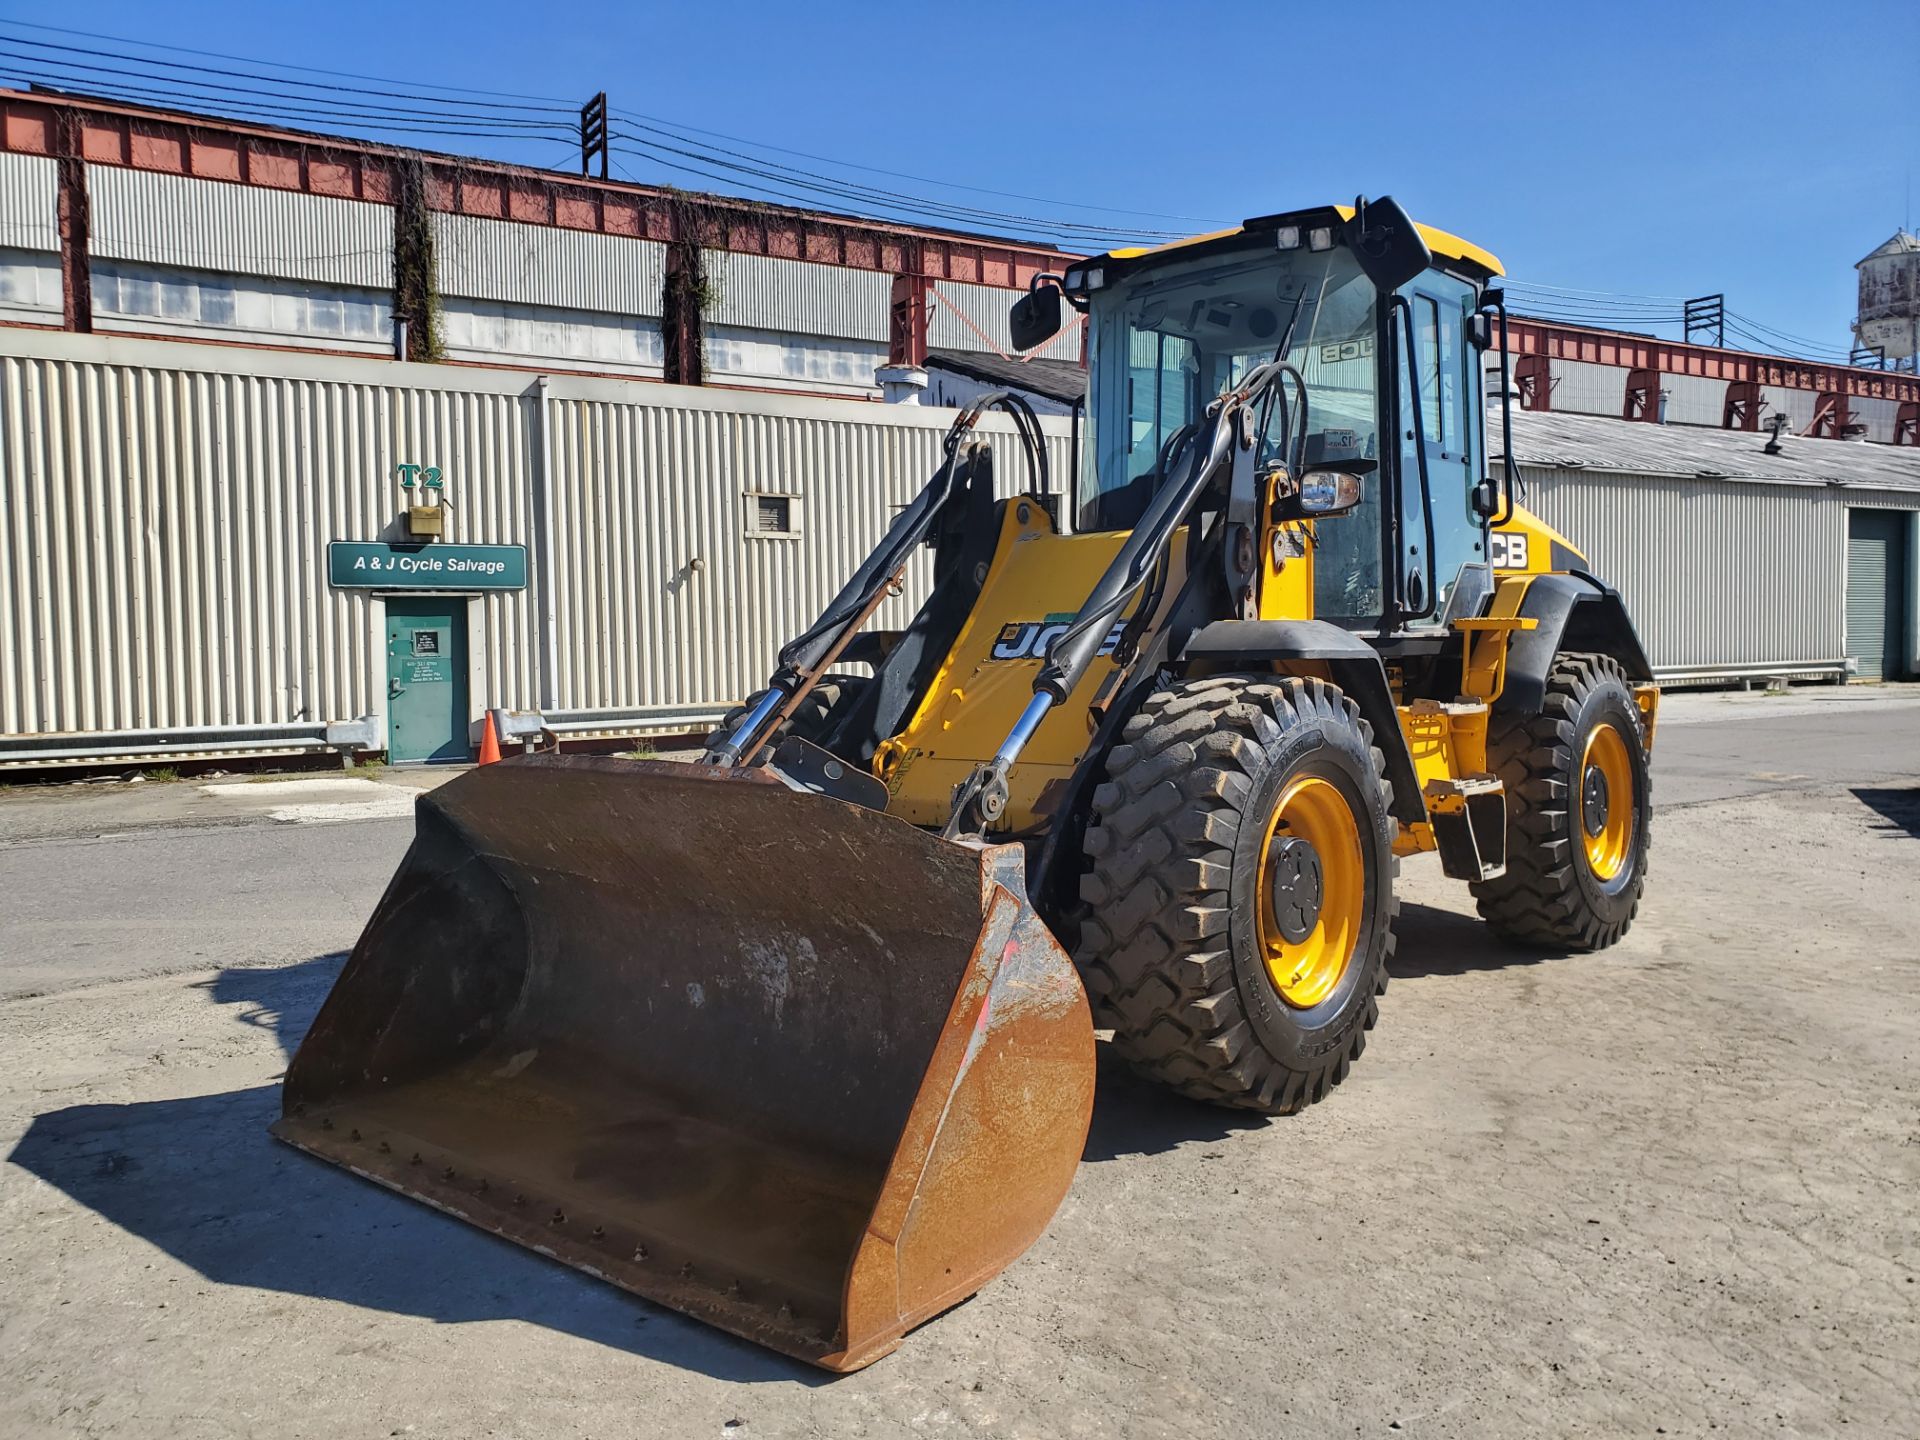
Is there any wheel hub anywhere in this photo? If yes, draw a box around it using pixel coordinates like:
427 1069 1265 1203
1581 763 1610 837
1264 836 1324 944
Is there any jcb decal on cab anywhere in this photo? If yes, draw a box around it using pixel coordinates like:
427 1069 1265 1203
1489 532 1530 570
991 620 1128 662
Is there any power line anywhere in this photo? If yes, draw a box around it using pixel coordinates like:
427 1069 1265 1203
0 23 1174 247
610 125 1176 244
0 47 576 133
0 17 575 107
1 72 581 151
617 108 1217 228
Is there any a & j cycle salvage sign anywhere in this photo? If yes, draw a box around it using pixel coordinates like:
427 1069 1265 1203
327 541 528 590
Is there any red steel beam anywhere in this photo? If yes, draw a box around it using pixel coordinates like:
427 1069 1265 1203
1495 315 1920 405
0 89 1075 290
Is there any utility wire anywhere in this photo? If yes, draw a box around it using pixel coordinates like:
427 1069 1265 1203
0 17 576 107
610 125 1177 243
0 49 577 133
617 108 1217 227
0 20 1185 247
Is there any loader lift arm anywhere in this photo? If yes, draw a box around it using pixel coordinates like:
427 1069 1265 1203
705 391 1051 769
942 357 1298 840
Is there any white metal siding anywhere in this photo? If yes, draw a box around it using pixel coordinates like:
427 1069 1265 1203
928 279 1027 354
1761 386 1816 434
89 167 392 289
541 395 1070 713
1850 395 1899 444
0 329 1072 752
1522 465 1920 674
0 339 534 736
1547 358 1629 417
0 153 58 252
433 212 665 316
1657 371 1726 427
702 251 891 342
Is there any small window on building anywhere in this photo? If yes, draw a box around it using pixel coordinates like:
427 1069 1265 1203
199 280 236 327
747 492 799 537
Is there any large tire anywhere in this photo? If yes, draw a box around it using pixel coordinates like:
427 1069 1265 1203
1075 674 1399 1114
706 677 863 763
1472 653 1651 950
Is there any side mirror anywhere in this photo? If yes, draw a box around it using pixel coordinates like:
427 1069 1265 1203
1010 282 1064 352
1268 459 1374 522
1342 195 1432 293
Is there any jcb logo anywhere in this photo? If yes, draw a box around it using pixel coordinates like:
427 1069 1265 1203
1489 532 1531 570
991 620 1127 662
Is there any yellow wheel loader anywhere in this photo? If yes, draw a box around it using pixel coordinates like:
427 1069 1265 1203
276 197 1657 1371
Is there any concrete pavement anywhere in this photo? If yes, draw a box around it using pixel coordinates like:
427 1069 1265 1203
1 686 1916 1438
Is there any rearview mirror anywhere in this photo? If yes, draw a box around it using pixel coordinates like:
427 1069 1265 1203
1010 283 1064 352
1268 460 1372 521
1342 195 1432 293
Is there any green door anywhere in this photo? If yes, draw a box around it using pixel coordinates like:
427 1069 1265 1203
1846 509 1909 681
385 597 470 762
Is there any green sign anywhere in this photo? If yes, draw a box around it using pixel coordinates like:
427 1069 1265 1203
328 541 527 590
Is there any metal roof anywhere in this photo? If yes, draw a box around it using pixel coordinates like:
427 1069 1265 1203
1498 406 1920 492
1857 229 1920 265
925 347 1087 405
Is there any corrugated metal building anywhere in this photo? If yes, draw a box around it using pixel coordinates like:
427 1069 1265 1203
0 327 1071 768
0 88 1074 400
1500 407 1920 684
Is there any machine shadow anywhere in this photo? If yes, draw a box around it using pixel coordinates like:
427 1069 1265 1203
1082 901 1567 1158
6 957 828 1387
1081 1049 1268 1161
193 951 347 1061
1389 900 1568 977
1852 785 1920 840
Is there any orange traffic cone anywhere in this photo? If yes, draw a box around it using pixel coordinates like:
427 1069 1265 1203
477 710 502 765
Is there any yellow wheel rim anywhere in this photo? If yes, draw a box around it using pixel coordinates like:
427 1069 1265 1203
1579 722 1636 883
1256 775 1366 1010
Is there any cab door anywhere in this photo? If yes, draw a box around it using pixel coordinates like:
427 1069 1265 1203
1395 275 1485 621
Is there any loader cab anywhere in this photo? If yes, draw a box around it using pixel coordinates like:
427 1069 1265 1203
1047 203 1504 634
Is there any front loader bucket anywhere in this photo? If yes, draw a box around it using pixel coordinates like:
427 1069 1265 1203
273 755 1093 1372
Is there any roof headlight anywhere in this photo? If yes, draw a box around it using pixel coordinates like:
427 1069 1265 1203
1273 225 1301 250
1307 226 1334 252
1084 267 1106 291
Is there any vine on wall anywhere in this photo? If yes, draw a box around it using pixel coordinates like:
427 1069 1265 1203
393 154 444 362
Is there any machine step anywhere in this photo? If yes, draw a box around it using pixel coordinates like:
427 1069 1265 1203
1424 773 1508 882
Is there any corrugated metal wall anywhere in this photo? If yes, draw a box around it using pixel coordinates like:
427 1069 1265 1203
542 390 1069 713
1546 358 1629 416
0 152 58 253
433 212 665 316
89 166 392 289
928 279 1029 354
702 251 892 342
0 335 535 738
1658 371 1723 426
0 329 1071 754
1521 464 1920 673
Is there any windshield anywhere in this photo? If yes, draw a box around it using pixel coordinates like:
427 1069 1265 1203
1080 243 1385 620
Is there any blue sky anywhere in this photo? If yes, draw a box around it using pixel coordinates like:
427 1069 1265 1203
3 0 1914 361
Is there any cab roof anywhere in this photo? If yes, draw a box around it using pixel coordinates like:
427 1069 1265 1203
1074 203 1504 283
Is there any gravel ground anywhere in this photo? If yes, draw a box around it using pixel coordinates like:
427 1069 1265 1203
0 695 1915 1438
